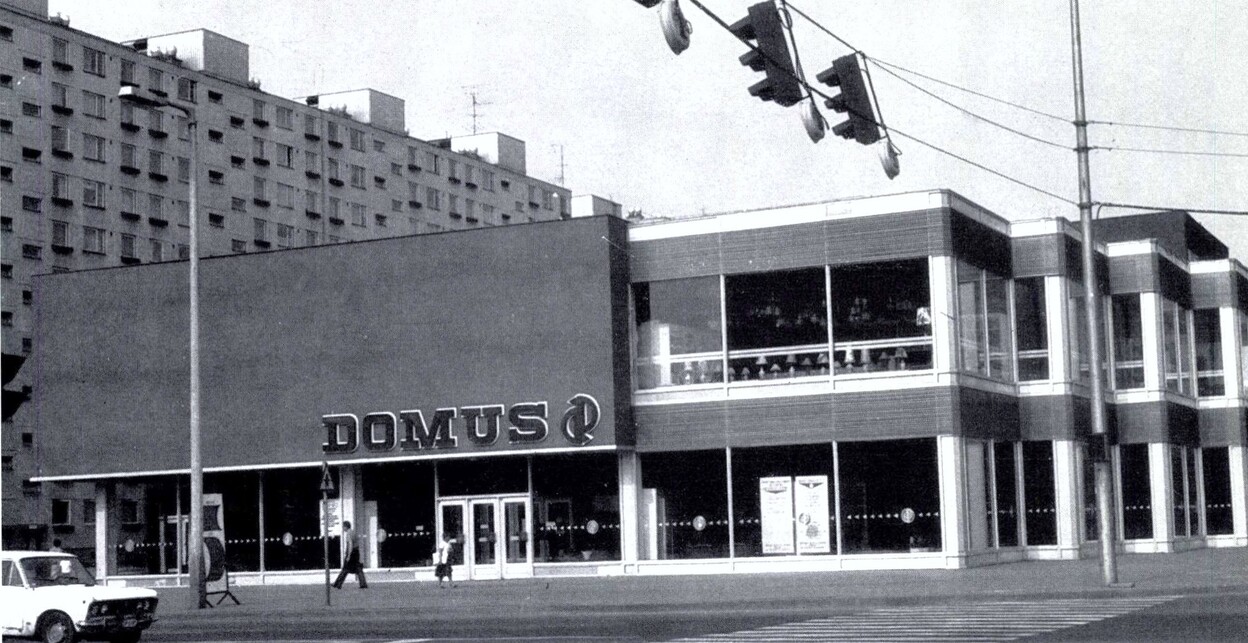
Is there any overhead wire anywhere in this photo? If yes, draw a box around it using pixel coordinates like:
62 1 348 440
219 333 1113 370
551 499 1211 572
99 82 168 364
1088 120 1248 138
1095 202 1248 217
1089 145 1248 159
682 0 1075 205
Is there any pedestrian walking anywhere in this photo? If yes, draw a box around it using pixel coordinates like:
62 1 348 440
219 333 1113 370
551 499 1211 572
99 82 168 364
332 520 368 589
434 533 456 588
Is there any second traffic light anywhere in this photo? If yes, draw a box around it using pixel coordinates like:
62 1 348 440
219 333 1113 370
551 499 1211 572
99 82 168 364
815 53 880 145
729 2 803 107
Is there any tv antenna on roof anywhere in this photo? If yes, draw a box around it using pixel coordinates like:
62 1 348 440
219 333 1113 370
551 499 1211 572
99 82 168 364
462 86 492 135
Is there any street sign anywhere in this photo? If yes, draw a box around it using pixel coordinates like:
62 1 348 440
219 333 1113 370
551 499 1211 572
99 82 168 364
320 462 334 493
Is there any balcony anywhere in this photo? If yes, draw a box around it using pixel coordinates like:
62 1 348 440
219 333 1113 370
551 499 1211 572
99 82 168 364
120 256 141 265
252 157 270 167
305 170 321 180
229 116 246 128
120 211 141 222
51 60 74 72
447 176 461 185
305 209 321 219
253 239 271 248
50 243 73 255
252 117 270 128
407 200 422 209
304 131 321 142
252 198 271 208
50 104 74 116
51 196 73 208
51 148 74 160
120 122 141 133
327 139 343 149
148 217 169 227
328 178 344 187
147 128 168 140
120 164 141 176
148 172 169 183
407 163 421 172
328 216 344 226
465 181 478 190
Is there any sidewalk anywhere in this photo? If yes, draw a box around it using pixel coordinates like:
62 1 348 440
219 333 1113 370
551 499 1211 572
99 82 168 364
153 547 1248 618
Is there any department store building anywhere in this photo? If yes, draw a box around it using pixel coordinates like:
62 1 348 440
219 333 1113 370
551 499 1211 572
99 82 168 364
30 190 1248 584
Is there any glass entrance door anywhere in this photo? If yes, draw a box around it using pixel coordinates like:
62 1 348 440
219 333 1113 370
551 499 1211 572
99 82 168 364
437 495 531 580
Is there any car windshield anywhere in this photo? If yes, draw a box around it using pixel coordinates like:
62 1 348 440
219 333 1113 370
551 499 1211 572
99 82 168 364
19 556 95 588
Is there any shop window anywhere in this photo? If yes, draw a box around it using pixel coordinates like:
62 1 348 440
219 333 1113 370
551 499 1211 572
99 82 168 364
264 468 336 571
632 277 723 390
1082 444 1099 541
1185 447 1199 537
725 268 827 381
363 462 435 567
1014 277 1049 380
204 471 261 571
730 444 836 558
438 458 527 496
1120 444 1153 540
51 499 71 526
830 259 933 375
1202 447 1234 535
1112 294 1145 389
1022 441 1057 545
993 442 1019 546
839 438 940 553
639 450 729 560
957 262 1013 381
1193 308 1224 396
1161 298 1193 395
533 453 621 562
1171 446 1188 537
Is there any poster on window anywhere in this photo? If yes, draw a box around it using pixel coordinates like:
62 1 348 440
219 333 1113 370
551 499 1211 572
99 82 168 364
319 498 342 538
760 476 795 554
794 475 831 554
202 493 228 594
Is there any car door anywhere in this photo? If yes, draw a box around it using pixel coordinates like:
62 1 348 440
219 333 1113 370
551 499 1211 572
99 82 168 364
0 559 30 634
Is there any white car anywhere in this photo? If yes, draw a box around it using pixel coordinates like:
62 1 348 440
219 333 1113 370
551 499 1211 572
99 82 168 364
0 551 158 643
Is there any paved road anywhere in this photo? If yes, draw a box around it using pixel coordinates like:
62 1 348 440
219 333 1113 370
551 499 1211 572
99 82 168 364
140 591 1248 642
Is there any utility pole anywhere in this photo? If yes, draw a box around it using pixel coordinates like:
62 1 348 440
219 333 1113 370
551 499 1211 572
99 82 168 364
1069 0 1122 587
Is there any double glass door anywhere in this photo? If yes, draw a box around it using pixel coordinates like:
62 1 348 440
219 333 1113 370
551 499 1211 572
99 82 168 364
437 495 531 580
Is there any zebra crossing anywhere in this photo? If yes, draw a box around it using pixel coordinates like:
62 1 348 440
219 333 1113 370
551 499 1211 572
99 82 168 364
668 595 1179 642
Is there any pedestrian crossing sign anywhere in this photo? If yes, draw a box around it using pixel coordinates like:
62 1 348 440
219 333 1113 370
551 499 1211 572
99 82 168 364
320 462 335 493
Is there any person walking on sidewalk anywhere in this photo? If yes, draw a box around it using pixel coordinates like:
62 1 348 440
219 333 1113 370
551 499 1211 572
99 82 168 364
434 533 456 588
333 520 368 589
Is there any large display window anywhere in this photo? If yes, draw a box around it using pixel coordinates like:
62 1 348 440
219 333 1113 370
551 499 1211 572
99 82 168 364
1202 447 1234 535
1014 277 1049 381
957 263 1013 381
730 444 836 557
838 438 940 553
993 442 1020 547
363 462 435 568
532 453 621 562
1162 299 1193 395
725 268 828 382
1185 447 1200 537
1171 446 1188 537
1119 444 1153 540
829 260 932 375
1193 308 1224 396
1022 441 1056 546
640 450 729 559
263 468 338 571
1112 294 1145 390
205 471 261 572
113 478 182 575
633 276 723 390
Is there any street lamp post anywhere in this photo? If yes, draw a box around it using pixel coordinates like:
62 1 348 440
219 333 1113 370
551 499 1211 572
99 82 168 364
117 86 205 609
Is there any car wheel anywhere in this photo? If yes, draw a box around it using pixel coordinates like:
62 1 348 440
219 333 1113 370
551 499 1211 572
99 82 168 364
38 611 76 643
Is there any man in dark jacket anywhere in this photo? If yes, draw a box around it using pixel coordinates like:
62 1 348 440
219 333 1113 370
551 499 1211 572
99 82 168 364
332 520 368 589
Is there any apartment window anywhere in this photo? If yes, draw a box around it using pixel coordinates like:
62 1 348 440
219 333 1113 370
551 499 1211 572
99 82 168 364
1 312 12 328
252 98 266 121
22 290 31 305
276 106 293 129
448 194 459 215
427 188 441 210
84 500 97 525
0 25 11 41
306 229 319 246
1111 294 1145 389
120 59 135 85
120 233 137 258
0 166 11 182
51 82 70 108
351 203 367 226
149 149 163 174
391 162 402 176
408 181 421 201
375 213 387 227
373 175 386 188
391 199 403 212
408 146 420 165
23 196 42 212
148 108 163 132
1162 298 1193 395
148 67 163 93
0 264 11 279
22 102 41 118
350 164 365 188
208 129 223 144
208 169 224 185
326 120 339 143
543 191 554 210
51 220 69 246
83 133 105 162
328 197 341 218
120 103 136 126
120 143 137 168
176 115 190 140
231 239 246 253
305 150 319 170
149 193 163 218
177 77 196 102
51 500 70 526
22 57 41 73
276 143 293 168
83 47 106 76
208 213 224 227
253 218 268 240
305 114 318 136
231 197 246 212
373 138 385 153
178 244 190 259
0 75 10 89
327 158 340 181
50 125 69 151
1194 308 1224 396
465 199 475 219
252 137 266 159
956 262 1013 381
485 169 499 191
53 38 70 65
305 189 319 211
83 91 106 118
349 128 366 151
208 90 223 103
83 226 105 254
426 152 440 175
276 223 292 248
150 239 163 262
119 188 137 213
253 176 267 200
52 173 71 200
464 164 475 185
175 200 189 221
447 159 459 181
482 204 495 222
276 183 294 208
83 179 106 208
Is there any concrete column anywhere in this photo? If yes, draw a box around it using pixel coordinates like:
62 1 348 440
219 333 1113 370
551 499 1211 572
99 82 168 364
93 483 112 580
1231 445 1248 543
937 435 968 567
1053 440 1081 557
617 450 642 567
1150 442 1175 551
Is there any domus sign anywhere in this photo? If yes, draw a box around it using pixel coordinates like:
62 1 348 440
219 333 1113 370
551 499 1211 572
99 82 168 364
322 394 602 454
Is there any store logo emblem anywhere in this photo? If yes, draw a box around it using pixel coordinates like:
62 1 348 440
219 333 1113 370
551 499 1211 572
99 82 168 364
321 394 601 454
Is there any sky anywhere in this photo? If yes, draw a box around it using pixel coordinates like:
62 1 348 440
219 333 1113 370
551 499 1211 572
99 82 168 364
47 0 1248 259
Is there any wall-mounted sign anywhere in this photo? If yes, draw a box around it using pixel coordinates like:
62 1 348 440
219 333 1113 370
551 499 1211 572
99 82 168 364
759 477 795 555
322 394 601 454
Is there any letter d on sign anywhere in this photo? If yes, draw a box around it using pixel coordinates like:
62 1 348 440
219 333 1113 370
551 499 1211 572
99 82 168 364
322 414 359 453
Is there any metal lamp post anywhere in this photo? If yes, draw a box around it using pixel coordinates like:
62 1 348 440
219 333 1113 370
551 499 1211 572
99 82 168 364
117 86 205 609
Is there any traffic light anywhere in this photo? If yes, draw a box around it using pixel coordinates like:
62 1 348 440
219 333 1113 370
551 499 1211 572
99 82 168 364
729 2 803 107
815 53 880 145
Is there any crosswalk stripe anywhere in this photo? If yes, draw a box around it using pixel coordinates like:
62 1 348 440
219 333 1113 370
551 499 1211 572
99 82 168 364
668 595 1179 642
